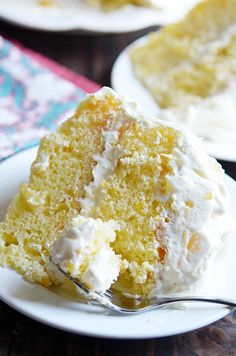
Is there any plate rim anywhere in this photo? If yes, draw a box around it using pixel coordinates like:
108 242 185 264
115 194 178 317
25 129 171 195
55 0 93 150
0 147 235 339
0 0 200 34
0 13 159 34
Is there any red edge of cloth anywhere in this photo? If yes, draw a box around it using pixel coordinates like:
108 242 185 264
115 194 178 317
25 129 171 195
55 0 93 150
1 33 101 93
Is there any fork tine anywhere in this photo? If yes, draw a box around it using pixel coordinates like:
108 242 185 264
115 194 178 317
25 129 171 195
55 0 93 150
104 290 112 297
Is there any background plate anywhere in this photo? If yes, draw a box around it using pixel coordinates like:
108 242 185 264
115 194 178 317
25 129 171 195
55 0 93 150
0 0 200 34
0 147 235 339
111 36 236 162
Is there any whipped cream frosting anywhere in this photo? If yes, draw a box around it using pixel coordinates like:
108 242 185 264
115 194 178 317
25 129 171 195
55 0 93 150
161 79 236 144
151 131 229 295
81 130 121 216
52 216 121 293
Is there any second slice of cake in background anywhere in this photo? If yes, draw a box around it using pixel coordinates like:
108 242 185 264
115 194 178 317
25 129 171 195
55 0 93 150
130 0 236 145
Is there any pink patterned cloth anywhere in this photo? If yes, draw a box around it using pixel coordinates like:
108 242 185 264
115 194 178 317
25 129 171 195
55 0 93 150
0 35 100 161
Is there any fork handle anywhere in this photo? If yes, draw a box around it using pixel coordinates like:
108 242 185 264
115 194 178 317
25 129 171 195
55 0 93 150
151 296 236 308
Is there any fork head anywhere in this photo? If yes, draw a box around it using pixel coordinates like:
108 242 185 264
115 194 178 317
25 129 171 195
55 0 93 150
49 256 152 313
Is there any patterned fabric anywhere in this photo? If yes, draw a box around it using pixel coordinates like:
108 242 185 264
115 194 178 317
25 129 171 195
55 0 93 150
0 35 100 161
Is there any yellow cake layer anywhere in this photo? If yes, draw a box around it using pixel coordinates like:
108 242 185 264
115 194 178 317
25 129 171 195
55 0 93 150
0 90 123 286
131 0 236 108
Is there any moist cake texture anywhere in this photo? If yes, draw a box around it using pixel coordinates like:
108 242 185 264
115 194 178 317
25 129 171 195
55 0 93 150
0 87 229 296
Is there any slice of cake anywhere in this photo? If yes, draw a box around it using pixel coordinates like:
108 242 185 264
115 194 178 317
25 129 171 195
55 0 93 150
0 87 229 297
130 0 236 143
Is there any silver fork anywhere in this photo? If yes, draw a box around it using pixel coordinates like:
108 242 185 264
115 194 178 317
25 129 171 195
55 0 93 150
50 258 236 314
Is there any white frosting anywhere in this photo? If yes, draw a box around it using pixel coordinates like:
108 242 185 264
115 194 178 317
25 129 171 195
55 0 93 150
52 216 121 293
81 130 121 215
161 79 236 144
80 248 120 293
152 132 229 295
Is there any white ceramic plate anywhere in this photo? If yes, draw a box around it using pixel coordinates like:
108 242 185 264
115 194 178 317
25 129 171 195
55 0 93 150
111 36 236 162
0 147 236 339
0 0 200 34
